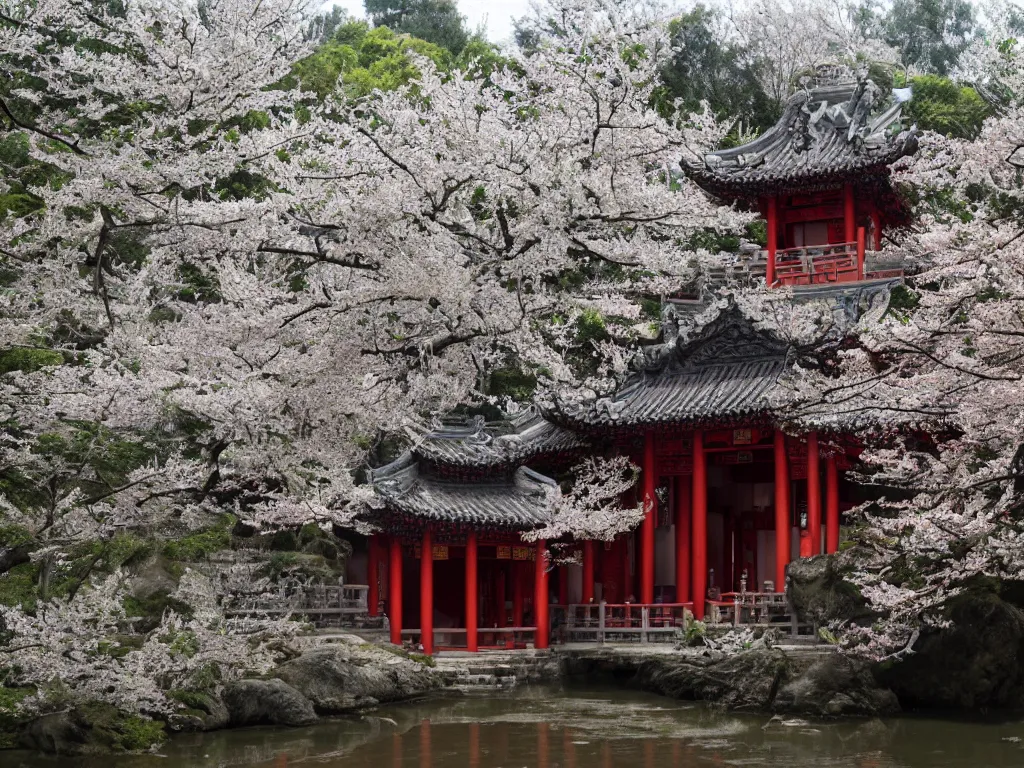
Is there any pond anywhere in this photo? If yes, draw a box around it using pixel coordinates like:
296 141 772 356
7 686 1024 768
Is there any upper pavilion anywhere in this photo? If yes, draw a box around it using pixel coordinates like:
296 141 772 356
683 75 918 288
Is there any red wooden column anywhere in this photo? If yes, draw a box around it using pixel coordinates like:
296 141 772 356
641 431 656 605
420 527 434 655
496 567 507 628
388 536 403 645
826 455 840 554
766 195 778 286
512 561 524 627
367 535 380 617
807 433 822 556
534 540 550 649
466 531 478 652
622 533 633 600
582 540 595 604
692 429 708 620
844 183 856 244
773 430 790 592
857 226 866 280
675 475 691 603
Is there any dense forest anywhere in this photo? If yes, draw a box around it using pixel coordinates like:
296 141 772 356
2 0 1024 750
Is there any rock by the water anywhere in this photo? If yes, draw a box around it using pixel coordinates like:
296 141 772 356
275 635 443 714
787 551 871 626
637 648 789 711
221 679 317 727
881 588 1024 709
19 712 89 755
775 653 899 716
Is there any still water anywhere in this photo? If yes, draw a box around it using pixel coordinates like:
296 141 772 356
7 686 1024 768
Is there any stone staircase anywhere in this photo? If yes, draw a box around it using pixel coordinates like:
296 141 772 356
433 650 562 693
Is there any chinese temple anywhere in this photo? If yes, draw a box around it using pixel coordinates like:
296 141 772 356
359 76 920 654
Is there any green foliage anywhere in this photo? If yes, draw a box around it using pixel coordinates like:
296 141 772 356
0 686 35 748
0 347 64 375
488 366 538 401
162 516 234 561
0 563 41 611
901 74 991 138
575 308 609 345
123 589 193 626
289 24 453 99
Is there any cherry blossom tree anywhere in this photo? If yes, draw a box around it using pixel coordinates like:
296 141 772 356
1 0 739 565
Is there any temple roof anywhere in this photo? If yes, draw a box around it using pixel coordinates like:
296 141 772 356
555 307 793 428
407 407 588 468
683 78 919 200
369 452 555 529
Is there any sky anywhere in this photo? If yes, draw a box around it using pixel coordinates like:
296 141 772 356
323 0 537 46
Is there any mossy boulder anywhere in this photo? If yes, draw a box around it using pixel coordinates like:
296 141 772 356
19 702 165 755
221 679 317 727
880 586 1024 710
274 636 444 714
787 550 871 626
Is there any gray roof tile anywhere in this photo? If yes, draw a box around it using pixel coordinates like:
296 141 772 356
370 453 555 529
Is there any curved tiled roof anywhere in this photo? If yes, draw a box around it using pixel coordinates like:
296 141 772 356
369 452 555 529
557 307 792 428
407 407 589 468
683 78 919 199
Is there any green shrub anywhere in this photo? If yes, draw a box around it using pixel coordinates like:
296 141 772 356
162 516 234 561
0 686 35 749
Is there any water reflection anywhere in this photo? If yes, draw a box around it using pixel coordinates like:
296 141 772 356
6 686 1024 768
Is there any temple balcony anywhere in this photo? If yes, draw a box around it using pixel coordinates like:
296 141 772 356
693 241 906 297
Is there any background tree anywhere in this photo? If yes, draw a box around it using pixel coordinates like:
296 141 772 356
363 0 471 55
882 0 979 75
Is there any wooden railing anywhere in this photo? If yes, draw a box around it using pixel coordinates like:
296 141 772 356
225 583 369 621
400 627 536 651
772 241 860 285
563 603 693 644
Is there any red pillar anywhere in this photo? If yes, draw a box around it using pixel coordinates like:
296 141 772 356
512 561 524 627
388 536 403 645
641 431 656 605
844 183 856 244
420 527 434 655
773 430 790 592
582 540 595 604
622 533 633 601
675 476 691 603
367 534 380 616
466 531 478 652
766 195 778 286
807 432 822 556
826 455 840 555
496 567 507 628
692 429 708 620
857 226 866 280
534 540 550 649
